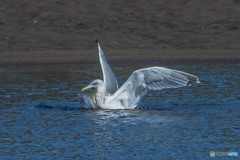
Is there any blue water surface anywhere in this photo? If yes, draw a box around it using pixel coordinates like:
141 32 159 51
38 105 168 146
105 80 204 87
0 63 239 159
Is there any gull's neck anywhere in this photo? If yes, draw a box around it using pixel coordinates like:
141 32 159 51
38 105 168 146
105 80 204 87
95 85 107 105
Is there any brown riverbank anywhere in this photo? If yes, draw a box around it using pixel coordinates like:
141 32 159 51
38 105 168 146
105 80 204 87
1 1 240 64
0 49 239 65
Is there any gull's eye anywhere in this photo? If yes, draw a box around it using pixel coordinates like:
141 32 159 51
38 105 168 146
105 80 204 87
93 82 98 85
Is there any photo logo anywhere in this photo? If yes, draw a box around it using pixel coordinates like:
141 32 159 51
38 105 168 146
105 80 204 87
210 151 215 157
210 151 238 157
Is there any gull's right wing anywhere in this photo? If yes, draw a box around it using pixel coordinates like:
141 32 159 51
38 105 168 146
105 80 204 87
97 40 118 94
107 67 199 109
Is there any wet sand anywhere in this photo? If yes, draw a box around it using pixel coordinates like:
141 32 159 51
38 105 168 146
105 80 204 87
0 49 239 65
1 1 240 64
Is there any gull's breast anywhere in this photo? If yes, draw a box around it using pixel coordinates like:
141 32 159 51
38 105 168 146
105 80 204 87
82 90 100 109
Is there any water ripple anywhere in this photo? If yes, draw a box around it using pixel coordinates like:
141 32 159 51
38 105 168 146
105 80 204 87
0 64 239 159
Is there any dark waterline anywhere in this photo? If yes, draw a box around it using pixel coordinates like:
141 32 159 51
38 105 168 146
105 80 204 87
0 63 239 159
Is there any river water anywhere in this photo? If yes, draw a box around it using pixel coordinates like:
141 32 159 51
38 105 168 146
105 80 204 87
0 63 239 159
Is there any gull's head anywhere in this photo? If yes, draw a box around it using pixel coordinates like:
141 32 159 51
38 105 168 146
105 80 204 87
82 79 105 92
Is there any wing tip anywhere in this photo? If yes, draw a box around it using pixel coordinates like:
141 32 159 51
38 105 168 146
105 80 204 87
187 78 200 86
94 37 98 43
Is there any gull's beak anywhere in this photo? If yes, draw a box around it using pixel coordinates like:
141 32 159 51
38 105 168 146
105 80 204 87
82 86 89 92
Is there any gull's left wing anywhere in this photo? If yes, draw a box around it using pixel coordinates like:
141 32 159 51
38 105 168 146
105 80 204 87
97 40 118 94
106 67 199 109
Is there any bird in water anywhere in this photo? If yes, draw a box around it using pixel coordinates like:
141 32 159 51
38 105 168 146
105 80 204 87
78 40 200 110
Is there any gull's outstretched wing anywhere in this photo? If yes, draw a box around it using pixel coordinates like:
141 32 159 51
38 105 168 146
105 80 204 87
97 40 118 94
106 67 199 109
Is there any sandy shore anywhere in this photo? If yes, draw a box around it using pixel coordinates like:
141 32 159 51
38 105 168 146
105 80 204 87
1 49 239 65
1 1 240 64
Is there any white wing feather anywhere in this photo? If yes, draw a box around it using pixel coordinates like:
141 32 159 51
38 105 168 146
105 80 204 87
106 67 199 109
98 42 118 94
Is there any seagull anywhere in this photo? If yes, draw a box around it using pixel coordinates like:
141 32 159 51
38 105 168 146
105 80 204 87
79 40 200 110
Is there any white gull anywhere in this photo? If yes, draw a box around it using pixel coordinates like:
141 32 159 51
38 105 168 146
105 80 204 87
79 40 199 109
